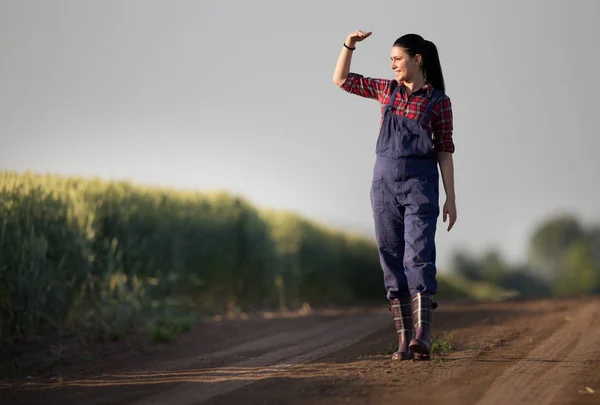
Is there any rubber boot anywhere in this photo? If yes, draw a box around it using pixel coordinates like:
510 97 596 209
409 292 436 360
390 297 413 360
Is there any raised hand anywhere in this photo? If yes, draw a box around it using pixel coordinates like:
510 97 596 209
346 30 372 47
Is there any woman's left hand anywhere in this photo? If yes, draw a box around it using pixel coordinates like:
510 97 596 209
443 198 457 231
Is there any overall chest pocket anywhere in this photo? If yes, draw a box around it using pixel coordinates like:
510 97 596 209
400 132 433 156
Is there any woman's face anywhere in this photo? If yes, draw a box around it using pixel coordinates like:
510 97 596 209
390 46 422 83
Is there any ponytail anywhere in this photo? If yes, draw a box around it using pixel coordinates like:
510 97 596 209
423 40 445 93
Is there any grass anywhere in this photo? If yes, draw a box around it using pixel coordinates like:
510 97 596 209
149 326 174 344
431 338 452 355
82 351 94 362
383 342 398 355
147 315 196 344
381 337 454 359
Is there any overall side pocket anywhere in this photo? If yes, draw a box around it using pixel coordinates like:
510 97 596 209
370 178 385 215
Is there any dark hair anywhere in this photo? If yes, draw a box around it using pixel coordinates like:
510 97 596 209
393 34 445 93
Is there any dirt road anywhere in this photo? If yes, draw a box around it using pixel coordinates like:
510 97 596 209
2 298 599 405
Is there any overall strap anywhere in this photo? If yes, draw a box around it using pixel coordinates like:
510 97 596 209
385 81 401 109
422 90 443 120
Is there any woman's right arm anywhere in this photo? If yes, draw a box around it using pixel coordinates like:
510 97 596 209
333 30 391 102
332 30 372 86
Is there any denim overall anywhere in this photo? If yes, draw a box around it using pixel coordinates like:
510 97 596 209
371 82 443 300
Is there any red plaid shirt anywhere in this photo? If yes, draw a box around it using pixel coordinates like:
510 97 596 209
341 73 455 153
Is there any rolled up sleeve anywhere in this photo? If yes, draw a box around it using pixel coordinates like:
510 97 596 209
433 96 455 153
340 73 391 103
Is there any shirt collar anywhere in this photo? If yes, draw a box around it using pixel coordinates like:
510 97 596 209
397 81 434 97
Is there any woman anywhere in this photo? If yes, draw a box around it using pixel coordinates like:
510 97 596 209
332 30 457 361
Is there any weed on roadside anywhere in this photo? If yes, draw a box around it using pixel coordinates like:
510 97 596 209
147 315 196 344
149 326 173 344
383 342 398 355
431 339 452 355
82 351 94 362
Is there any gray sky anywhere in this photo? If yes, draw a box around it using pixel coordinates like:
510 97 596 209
1 0 599 271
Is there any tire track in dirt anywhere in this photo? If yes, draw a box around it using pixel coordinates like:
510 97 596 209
475 300 600 405
124 312 387 405
131 314 375 373
3 310 388 405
